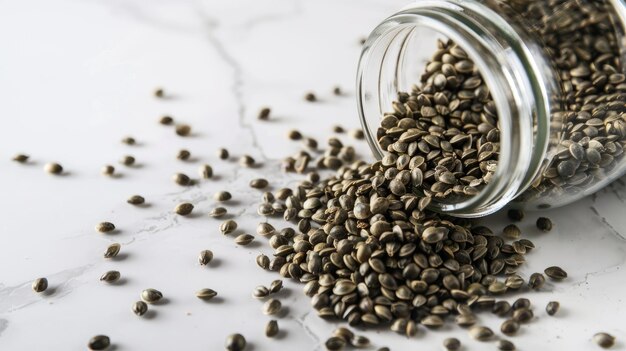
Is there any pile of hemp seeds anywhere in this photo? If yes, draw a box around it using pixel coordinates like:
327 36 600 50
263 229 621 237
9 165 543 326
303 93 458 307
18 21 622 351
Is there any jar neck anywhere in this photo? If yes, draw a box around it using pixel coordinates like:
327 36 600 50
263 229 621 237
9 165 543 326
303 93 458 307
357 0 555 217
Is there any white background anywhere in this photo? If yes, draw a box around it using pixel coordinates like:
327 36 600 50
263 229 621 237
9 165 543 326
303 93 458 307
0 0 625 350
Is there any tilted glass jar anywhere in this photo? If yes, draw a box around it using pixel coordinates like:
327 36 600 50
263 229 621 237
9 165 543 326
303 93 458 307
357 0 626 217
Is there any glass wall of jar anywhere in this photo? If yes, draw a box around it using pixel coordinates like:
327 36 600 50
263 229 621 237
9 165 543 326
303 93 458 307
357 0 626 217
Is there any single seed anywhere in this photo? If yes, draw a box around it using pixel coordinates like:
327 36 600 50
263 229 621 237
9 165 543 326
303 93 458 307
287 130 303 140
250 178 269 189
263 298 282 315
159 115 173 125
593 332 615 349
258 107 271 120
528 272 546 290
132 301 148 316
545 266 567 280
333 327 354 343
265 320 279 337
304 92 317 102
32 278 48 293
502 224 521 239
303 137 318 149
512 308 534 323
215 191 232 202
208 207 227 218
119 155 135 166
498 339 516 351
234 234 255 246
121 136 135 145
173 173 191 186
325 336 346 351
127 195 145 205
95 222 115 233
351 335 370 348
12 154 29 162
154 88 164 97
196 288 218 300
141 288 163 304
220 220 238 234
100 270 120 283
174 203 194 216
443 337 461 351
269 279 283 294
546 301 560 316
217 148 229 159
536 217 553 231
175 124 191 136
225 333 246 351
253 285 269 298
507 209 524 221
177 149 191 160
350 129 364 140
88 335 110 350
199 164 213 179
44 162 63 174
469 326 494 341
332 86 342 96
101 165 115 176
256 254 270 269
257 222 276 237
240 155 255 167
501 319 520 335
104 243 121 258
198 250 213 265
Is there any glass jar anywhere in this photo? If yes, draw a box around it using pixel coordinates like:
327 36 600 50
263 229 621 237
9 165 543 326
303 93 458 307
357 0 626 217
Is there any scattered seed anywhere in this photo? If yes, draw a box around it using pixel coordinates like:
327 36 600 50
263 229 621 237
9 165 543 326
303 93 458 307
132 301 148 316
303 137 318 149
332 86 342 96
257 222 276 237
269 279 283 294
287 130 303 140
507 209 524 221
234 234 255 246
214 191 232 202
593 332 615 349
498 339 516 351
154 88 164 98
304 92 317 102
240 155 255 167
325 336 346 351
32 278 48 293
263 298 282 315
217 148 229 160
175 124 191 136
173 172 191 186
351 335 369 348
159 116 173 125
536 217 553 231
127 195 145 205
219 220 238 234
502 224 521 239
250 178 269 189
501 319 520 336
95 222 115 233
102 165 115 176
546 301 560 316
528 272 546 290
44 162 63 174
349 129 364 139
199 164 213 179
208 207 227 218
256 254 270 269
545 266 568 280
100 270 120 283
253 285 269 299
104 243 121 258
174 203 194 216
512 308 534 323
177 149 191 160
225 333 246 351
121 136 136 145
198 250 213 265
88 335 110 350
12 154 29 163
119 155 135 166
196 288 218 300
469 326 494 341
265 320 279 337
443 337 461 350
141 289 163 304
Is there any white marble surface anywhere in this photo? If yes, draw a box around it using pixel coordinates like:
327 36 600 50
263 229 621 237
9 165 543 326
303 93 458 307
0 0 625 350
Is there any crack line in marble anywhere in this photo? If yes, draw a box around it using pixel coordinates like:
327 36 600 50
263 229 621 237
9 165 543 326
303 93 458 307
589 206 625 240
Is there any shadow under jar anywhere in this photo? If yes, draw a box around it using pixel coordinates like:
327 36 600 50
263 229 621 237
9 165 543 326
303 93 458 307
357 0 626 217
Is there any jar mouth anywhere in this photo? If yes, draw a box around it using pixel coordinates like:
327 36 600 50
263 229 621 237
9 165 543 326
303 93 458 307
356 0 552 217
